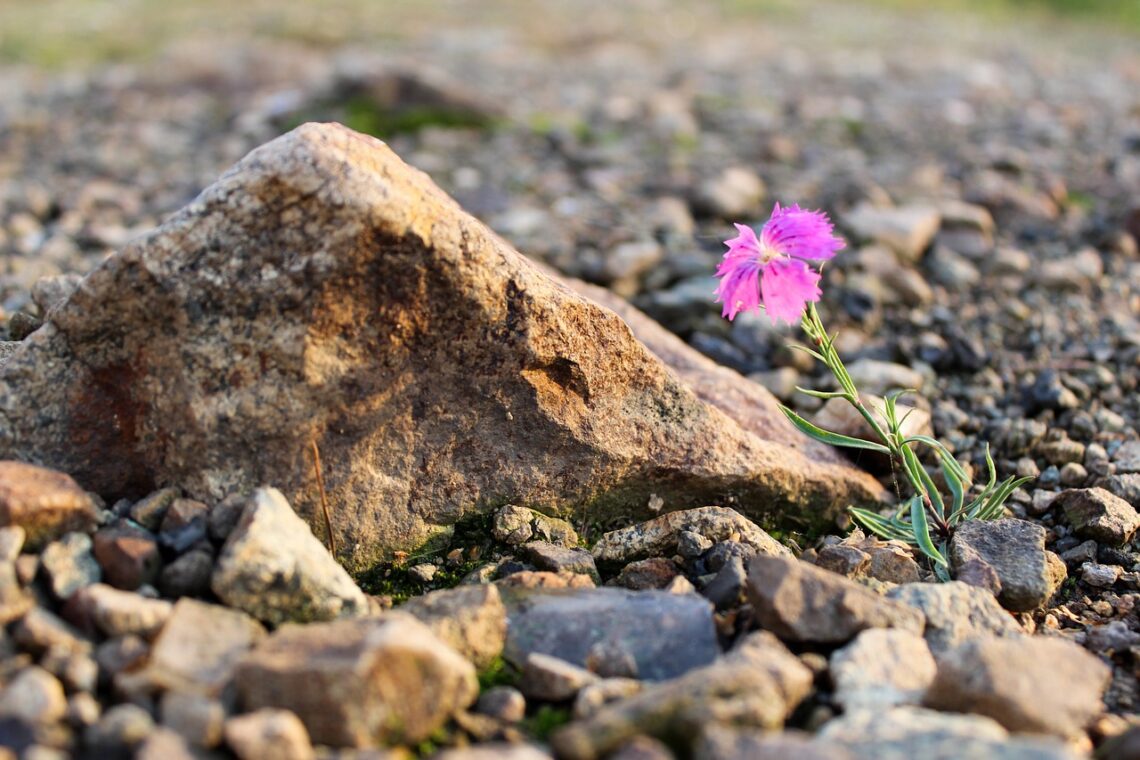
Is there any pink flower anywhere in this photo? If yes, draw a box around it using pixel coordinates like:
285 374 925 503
714 202 844 325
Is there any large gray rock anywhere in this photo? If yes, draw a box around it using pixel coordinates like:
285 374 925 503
885 581 1020 656
746 555 924 644
0 123 880 568
504 588 718 680
551 632 812 760
949 518 1059 612
1055 487 1140 546
235 613 477 747
820 707 1080 760
923 636 1110 739
211 488 366 625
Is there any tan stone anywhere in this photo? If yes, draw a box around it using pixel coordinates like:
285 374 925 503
0 462 97 550
0 123 880 567
399 584 506 669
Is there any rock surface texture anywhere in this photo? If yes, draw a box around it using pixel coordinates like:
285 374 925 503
0 123 879 566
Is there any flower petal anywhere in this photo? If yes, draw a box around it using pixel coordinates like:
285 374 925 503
760 257 822 325
714 258 761 321
723 222 762 258
760 203 845 261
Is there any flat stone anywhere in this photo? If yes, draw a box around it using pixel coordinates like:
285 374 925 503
830 629 937 710
1056 487 1140 546
0 124 879 568
814 544 870 578
0 462 97 551
695 728 853 760
842 203 941 263
503 588 718 681
521 541 599 581
949 518 1058 612
135 598 266 696
885 581 1019 656
519 653 600 701
39 532 101 599
865 544 921 584
72 583 173 638
235 613 477 747
224 709 314 760
11 607 92 655
551 632 812 760
746 555 923 644
210 488 366 625
496 570 596 590
592 507 791 566
400 584 506 669
923 636 1110 739
1112 440 1140 473
820 706 1079 760
492 505 579 547
93 521 161 591
1081 562 1122 588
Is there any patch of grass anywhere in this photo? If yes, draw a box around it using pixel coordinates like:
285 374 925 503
477 655 521 692
521 705 573 741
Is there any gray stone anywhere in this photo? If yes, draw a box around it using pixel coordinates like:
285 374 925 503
551 632 811 760
129 488 179 532
691 166 765 219
820 706 1079 760
813 394 932 444
695 728 853 760
845 359 925 396
1081 562 1122 588
592 507 791 566
157 547 214 599
521 541 599 580
926 246 981 290
400 584 506 669
814 544 870 578
0 462 97 551
475 686 526 723
224 709 314 760
842 203 941 263
886 581 1020 656
160 691 225 749
701 555 747 610
519 653 599 701
830 629 937 709
210 488 366 625
235 613 477 747
0 666 67 725
1112 440 1140 473
73 583 173 638
39 532 101 599
952 557 1002 596
0 124 879 568
573 679 643 720
85 704 156 757
746 555 923 644
1056 487 1140 546
492 505 579 547
504 588 718 681
949 518 1058 612
923 636 1110 738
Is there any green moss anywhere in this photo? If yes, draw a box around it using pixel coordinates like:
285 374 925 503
521 705 573 741
477 655 521 692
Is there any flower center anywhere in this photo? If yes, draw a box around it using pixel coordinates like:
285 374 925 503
758 242 782 264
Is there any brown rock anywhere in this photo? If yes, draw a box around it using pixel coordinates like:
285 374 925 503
93 522 161 590
814 544 871 578
746 555 924 644
0 462 97 550
235 613 477 747
0 123 879 568
224 709 314 760
923 636 1110 739
496 570 596 590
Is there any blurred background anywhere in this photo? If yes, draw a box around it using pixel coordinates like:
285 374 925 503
1 0 1139 452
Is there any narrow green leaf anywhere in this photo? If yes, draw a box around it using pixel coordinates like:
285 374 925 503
933 544 952 581
902 444 945 518
885 388 918 404
940 455 965 520
778 406 893 454
910 495 947 566
788 344 827 363
794 386 849 401
849 507 914 542
901 435 971 484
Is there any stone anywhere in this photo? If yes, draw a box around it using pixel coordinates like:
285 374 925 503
574 679 643 720
72 583 173 638
813 395 932 446
865 545 921 584
885 581 1019 656
0 462 97 551
1056 488 1140 546
608 735 675 760
700 555 747 610
210 488 366 625
949 518 1058 612
0 667 67 725
434 745 553 760
845 359 925 396
157 547 214 599
842 203 941 263
926 246 981 290
235 613 477 747
224 709 314 760
519 653 599 701
503 588 718 681
399 584 506 669
475 686 526 723
0 526 24 562
829 629 937 709
923 636 1110 739
1081 562 1122 588
1113 440 1140 473
695 728 853 760
160 691 225 748
0 124 879 568
135 599 266 696
746 555 923 644
814 544 870 578
0 561 32 626
85 704 155 758
39 532 100 599
592 507 791 567
93 521 161 591
11 608 92 655
820 706 1079 760
691 166 765 219
521 541 599 581
611 558 680 590
953 558 1003 596
134 728 205 760
496 570 596 590
128 488 179 532
492 505 579 547
157 498 210 553
550 632 812 760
